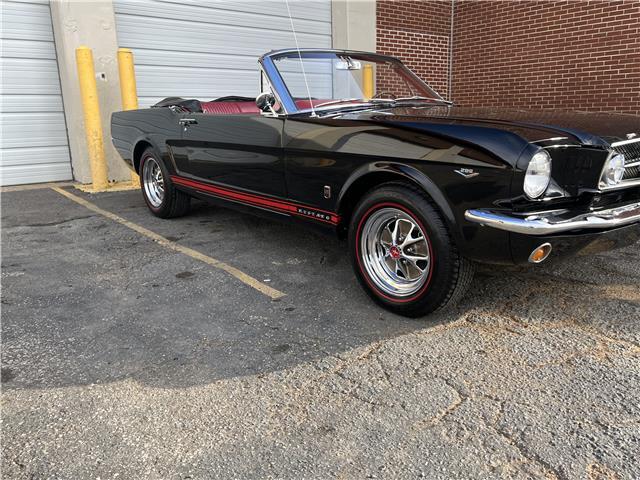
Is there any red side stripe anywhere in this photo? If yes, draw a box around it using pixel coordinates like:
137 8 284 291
171 175 340 225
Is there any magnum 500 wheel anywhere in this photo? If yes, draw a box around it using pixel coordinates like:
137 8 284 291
349 183 474 317
140 147 190 218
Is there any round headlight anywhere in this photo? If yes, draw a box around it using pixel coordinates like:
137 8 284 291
599 153 626 188
524 150 552 199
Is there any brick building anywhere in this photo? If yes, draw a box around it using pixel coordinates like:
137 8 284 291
377 0 640 114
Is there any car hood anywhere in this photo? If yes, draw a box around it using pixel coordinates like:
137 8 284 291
348 106 640 147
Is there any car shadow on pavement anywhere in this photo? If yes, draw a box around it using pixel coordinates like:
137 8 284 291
2 189 639 391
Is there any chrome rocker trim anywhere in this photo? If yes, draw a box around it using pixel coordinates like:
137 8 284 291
465 201 640 235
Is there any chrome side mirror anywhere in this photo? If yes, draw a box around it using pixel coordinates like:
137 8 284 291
256 92 276 114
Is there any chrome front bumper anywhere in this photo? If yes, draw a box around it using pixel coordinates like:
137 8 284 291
465 201 640 235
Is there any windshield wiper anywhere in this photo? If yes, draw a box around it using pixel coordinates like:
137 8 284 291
393 96 453 105
311 97 452 116
314 98 362 108
300 95 453 112
363 96 452 106
312 97 422 109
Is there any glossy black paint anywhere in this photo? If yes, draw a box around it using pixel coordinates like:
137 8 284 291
111 104 640 265
173 115 286 197
510 222 640 265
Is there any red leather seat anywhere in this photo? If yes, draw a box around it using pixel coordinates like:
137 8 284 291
199 99 335 115
201 101 260 115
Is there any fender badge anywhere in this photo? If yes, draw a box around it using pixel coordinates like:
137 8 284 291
454 168 479 179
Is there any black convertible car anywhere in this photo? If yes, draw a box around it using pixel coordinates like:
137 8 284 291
112 49 640 316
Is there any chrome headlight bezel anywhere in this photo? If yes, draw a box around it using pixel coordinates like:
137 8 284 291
523 149 552 199
599 152 626 189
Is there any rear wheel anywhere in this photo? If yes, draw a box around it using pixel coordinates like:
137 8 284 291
349 183 474 317
140 147 190 218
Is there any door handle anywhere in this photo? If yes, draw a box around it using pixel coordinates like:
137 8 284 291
178 118 198 126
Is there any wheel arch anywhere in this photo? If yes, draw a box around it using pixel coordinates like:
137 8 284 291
132 139 154 174
336 163 456 238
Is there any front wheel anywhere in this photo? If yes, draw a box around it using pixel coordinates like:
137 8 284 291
349 183 474 317
140 147 190 218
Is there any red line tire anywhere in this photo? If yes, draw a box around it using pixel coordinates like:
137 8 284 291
348 182 474 317
140 147 190 219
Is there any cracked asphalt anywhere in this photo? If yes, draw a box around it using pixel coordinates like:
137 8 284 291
1 186 639 479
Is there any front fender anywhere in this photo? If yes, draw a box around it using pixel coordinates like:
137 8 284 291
337 161 457 230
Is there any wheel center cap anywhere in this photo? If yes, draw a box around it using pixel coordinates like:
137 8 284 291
389 245 401 259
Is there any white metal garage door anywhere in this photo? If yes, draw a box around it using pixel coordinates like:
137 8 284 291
0 0 72 186
113 0 332 107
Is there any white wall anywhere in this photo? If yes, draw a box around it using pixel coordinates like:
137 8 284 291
113 0 333 107
332 0 376 52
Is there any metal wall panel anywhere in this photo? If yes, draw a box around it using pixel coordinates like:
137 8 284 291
0 0 72 185
114 0 332 107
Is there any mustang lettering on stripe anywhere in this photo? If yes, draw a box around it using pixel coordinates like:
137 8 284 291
171 176 340 225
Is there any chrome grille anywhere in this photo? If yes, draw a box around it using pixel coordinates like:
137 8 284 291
612 138 640 181
625 164 640 180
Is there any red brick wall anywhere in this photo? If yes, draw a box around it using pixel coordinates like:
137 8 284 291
376 0 640 114
377 0 453 98
452 0 640 114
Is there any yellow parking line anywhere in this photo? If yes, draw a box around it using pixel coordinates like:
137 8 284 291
50 186 285 300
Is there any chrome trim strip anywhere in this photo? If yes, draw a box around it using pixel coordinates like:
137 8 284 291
611 137 640 148
259 56 297 114
602 178 640 191
543 144 582 149
465 202 640 235
257 65 288 116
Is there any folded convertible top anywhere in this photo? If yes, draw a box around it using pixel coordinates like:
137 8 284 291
152 97 203 112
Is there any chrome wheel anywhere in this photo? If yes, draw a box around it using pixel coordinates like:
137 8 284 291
142 156 164 208
360 207 431 297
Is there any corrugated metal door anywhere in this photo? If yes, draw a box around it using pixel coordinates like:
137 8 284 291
113 0 332 107
0 0 73 186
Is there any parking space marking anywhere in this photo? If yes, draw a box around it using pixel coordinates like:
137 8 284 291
50 186 286 300
1 182 76 193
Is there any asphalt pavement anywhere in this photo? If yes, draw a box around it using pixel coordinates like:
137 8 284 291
2 185 639 479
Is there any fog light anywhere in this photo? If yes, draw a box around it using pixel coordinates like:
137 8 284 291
529 243 552 263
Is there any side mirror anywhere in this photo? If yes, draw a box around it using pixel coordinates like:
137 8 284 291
256 92 276 113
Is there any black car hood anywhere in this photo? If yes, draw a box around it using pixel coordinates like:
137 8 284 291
347 106 640 147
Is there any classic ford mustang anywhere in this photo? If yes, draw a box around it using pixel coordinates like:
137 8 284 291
111 49 640 316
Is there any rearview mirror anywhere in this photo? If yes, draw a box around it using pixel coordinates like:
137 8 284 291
256 92 276 113
335 60 362 70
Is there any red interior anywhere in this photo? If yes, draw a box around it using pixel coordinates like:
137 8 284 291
199 99 332 115
200 101 259 115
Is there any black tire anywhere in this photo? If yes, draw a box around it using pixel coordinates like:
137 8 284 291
348 182 474 317
140 147 190 218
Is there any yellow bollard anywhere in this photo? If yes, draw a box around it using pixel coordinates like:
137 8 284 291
76 46 108 191
363 64 374 100
117 48 140 186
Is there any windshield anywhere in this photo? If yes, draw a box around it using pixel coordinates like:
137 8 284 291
270 51 444 113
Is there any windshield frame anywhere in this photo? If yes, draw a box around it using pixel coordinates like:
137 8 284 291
259 49 447 116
